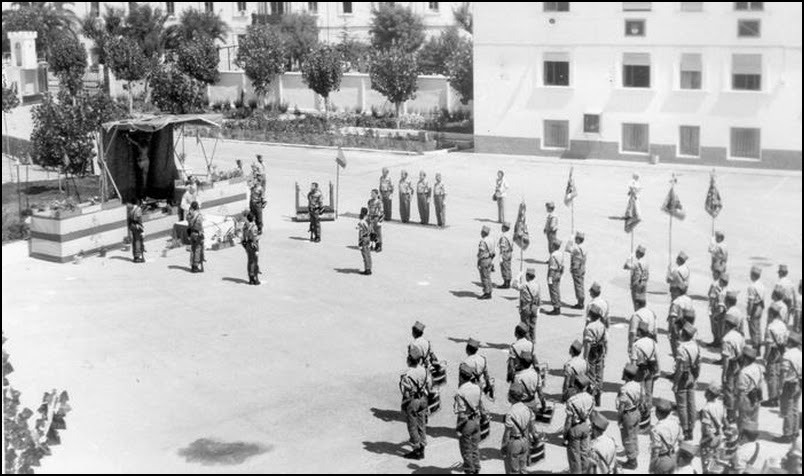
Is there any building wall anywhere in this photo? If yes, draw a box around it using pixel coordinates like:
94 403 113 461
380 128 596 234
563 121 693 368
474 2 803 170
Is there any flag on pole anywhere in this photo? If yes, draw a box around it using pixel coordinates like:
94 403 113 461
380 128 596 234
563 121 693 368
564 167 577 206
336 147 347 169
661 177 686 220
513 201 530 250
705 171 722 218
624 195 641 233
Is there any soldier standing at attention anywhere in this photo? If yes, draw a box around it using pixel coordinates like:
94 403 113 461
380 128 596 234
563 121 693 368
543 201 558 256
514 268 540 343
401 345 432 460
507 323 539 384
587 412 617 475
254 154 266 189
776 265 798 325
187 201 205 273
493 170 508 223
763 302 789 409
242 212 260 285
649 398 683 474
477 225 495 300
736 346 764 432
249 181 266 235
367 189 384 252
673 323 701 441
725 290 749 340
628 296 657 356
357 207 372 275
668 283 695 358
399 170 414 223
586 282 610 328
546 240 564 315
501 381 535 474
584 303 608 407
433 173 446 227
707 271 730 349
455 363 483 474
617 363 642 470
409 321 436 372
416 170 432 225
564 374 595 474
463 338 493 401
776 332 802 443
721 312 746 421
666 251 691 295
568 232 587 309
307 182 323 243
624 244 649 311
563 339 588 403
128 199 145 263
700 383 727 475
498 222 514 289
379 167 394 221
511 351 545 415
708 231 728 279
631 321 659 425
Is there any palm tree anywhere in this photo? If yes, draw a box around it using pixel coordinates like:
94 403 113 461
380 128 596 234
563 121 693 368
3 2 79 60
163 8 230 50
81 6 126 93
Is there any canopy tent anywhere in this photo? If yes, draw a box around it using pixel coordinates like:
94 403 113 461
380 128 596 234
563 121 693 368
100 114 222 203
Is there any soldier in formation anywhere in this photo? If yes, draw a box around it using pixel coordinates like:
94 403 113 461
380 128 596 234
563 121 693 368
564 374 594 473
624 244 649 311
546 240 564 315
368 189 384 252
498 222 513 289
416 171 432 225
399 170 414 223
400 345 431 460
242 212 260 285
477 225 495 300
543 201 558 256
379 167 394 221
708 230 728 279
617 363 642 470
501 381 535 474
249 181 266 235
455 363 483 474
357 207 372 275
514 267 540 343
649 398 683 474
433 173 446 227
568 232 587 309
128 199 144 263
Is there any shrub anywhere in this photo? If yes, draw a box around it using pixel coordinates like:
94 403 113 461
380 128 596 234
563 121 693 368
150 64 206 114
175 36 221 85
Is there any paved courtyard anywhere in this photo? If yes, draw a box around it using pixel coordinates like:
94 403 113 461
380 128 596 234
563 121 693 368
2 141 802 473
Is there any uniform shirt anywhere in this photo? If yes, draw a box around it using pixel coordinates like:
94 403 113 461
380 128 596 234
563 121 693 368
379 174 394 197
773 299 790 325
307 189 323 209
409 337 434 367
632 336 658 369
590 434 618 474
652 415 683 456
626 256 650 290
367 197 384 221
737 362 764 397
700 399 726 439
510 338 538 367
765 319 789 360
709 281 724 315
544 213 558 235
454 381 483 416
726 305 749 337
617 380 643 413
548 249 564 276
357 219 371 246
584 319 607 350
676 340 701 385
181 188 200 214
722 329 746 363
513 367 541 402
505 402 534 438
128 204 143 228
566 391 595 426
776 277 798 311
498 232 513 259
417 178 431 196
399 177 413 197
667 263 691 292
519 280 541 313
462 354 489 386
495 176 509 198
781 347 802 384
708 241 728 269
400 365 431 400
250 185 265 206
242 221 258 245
478 236 495 261
587 296 611 328
669 294 695 324
564 356 588 389
433 180 446 197
568 241 587 274
629 308 658 348
732 441 761 474
187 209 203 232
746 280 766 318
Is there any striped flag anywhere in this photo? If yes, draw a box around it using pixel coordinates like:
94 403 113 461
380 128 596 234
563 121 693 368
336 147 347 169
564 167 577 206
513 201 530 250
661 176 686 220
705 171 722 218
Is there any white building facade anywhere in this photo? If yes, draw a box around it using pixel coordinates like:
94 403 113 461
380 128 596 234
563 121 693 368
474 2 802 170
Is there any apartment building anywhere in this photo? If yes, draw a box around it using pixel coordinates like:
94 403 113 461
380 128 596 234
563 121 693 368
474 2 802 170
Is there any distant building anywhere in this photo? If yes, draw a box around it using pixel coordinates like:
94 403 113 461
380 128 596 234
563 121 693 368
474 2 802 170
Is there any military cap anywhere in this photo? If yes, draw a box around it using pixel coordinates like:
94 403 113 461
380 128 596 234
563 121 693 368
788 332 802 346
725 312 741 327
636 245 646 254
638 320 651 334
682 322 697 338
588 302 604 318
408 345 424 362
591 411 609 431
750 265 762 275
715 231 724 240
459 362 474 378
769 301 784 316
575 231 585 240
677 251 689 262
742 346 758 360
705 382 722 396
502 222 511 230
509 381 527 401
360 206 368 215
778 264 789 274
526 267 536 276
413 321 426 333
623 363 638 379
546 201 555 209
574 374 590 389
516 322 529 335
467 338 481 350
726 290 739 301
570 339 583 354
589 282 602 294
720 272 730 283
655 398 674 413
481 225 490 234
679 442 698 457
742 420 759 434
682 307 696 321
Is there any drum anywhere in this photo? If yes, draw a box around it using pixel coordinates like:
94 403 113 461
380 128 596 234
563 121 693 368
535 405 554 424
479 412 490 441
430 360 447 387
528 435 546 465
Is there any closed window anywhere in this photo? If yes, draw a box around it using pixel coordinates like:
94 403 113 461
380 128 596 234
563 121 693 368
308 2 318 13
428 2 439 12
90 2 100 17
622 123 649 153
625 19 646 36
679 126 700 156
735 2 763 11
166 2 175 15
544 120 570 148
680 53 702 89
732 54 761 91
681 2 703 11
544 2 570 11
623 53 650 88
343 2 353 14
544 54 570 86
623 2 651 11
738 20 760 37
583 114 600 134
237 2 247 12
730 128 760 159
205 2 214 13
270 2 288 14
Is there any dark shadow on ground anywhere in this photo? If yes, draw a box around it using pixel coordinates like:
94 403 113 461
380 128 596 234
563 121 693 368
362 440 408 457
334 268 363 275
647 290 669 296
168 265 193 273
471 281 483 288
524 258 549 265
474 218 500 224
548 368 565 378
608 215 626 221
450 290 480 299
177 438 271 466
407 463 455 474
108 256 133 262
222 277 250 285
346 245 360 251
370 407 404 423
427 426 458 440
609 315 669 336
701 356 722 366
288 236 311 242
447 337 509 351
480 446 502 461
502 296 518 301
689 294 708 302
600 381 622 395
599 409 619 422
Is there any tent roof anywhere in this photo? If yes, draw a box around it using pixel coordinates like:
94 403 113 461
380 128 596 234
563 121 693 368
102 114 222 132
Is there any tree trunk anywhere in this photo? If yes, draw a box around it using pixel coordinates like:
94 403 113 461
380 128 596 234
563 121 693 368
395 103 402 129
323 95 328 120
102 64 110 94
127 81 133 115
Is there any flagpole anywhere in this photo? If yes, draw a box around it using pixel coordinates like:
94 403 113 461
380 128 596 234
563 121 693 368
668 213 673 270
630 230 634 255
520 247 524 273
335 160 340 220
571 202 575 235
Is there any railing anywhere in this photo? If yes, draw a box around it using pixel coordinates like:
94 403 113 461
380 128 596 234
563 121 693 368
251 13 284 25
218 45 240 71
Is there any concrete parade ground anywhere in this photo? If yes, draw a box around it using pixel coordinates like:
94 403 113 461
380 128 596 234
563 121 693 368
2 141 802 474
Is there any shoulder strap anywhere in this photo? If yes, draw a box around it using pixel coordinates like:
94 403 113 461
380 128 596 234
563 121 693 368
457 393 477 414
746 442 761 466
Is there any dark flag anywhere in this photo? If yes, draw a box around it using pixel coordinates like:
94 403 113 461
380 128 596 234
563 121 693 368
564 167 577 206
513 201 530 250
624 195 641 233
662 177 686 220
705 171 722 218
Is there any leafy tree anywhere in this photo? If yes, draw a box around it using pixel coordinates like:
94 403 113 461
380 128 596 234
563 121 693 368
453 2 473 35
3 334 72 474
369 47 419 128
278 13 319 70
123 2 167 59
176 36 220 85
417 26 462 75
105 37 149 114
48 33 87 95
446 37 473 105
163 7 229 50
301 44 343 114
335 27 370 73
150 64 206 114
2 2 79 61
81 6 126 93
235 24 287 107
2 78 20 113
369 3 425 54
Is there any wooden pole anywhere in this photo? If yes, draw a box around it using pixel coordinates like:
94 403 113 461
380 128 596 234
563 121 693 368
668 213 673 270
520 247 524 273
335 161 340 219
571 201 575 235
630 230 634 255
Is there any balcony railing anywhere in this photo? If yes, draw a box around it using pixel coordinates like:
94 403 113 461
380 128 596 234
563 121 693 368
252 13 284 25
